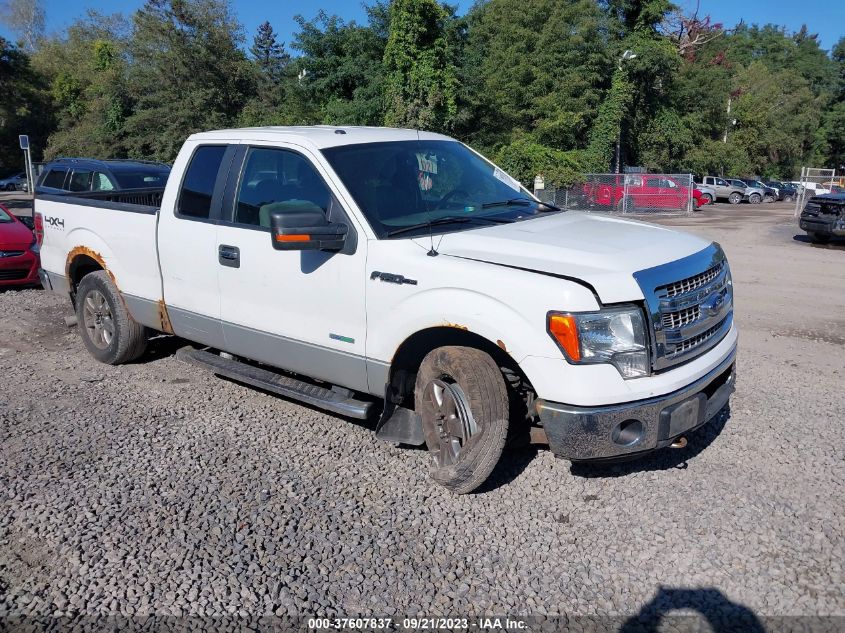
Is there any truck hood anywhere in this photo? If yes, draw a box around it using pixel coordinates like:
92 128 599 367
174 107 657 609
429 211 711 304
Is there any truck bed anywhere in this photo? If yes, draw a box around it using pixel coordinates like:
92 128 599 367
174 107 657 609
36 190 164 306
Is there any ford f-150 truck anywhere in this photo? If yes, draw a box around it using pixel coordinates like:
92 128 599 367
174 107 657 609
36 127 737 494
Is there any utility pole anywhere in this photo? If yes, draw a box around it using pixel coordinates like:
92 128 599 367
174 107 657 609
614 50 636 174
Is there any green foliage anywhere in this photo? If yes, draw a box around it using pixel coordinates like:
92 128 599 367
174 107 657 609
0 35 50 171
493 135 584 187
123 0 255 162
382 0 458 131
6 0 844 183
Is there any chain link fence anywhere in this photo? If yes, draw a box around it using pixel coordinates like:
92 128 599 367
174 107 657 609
536 173 696 216
793 167 837 217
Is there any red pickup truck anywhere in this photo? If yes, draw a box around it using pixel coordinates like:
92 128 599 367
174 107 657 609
586 175 702 212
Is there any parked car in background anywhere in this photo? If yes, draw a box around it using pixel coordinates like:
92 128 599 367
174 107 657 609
698 176 747 204
800 193 845 244
790 182 830 196
764 181 797 202
586 174 700 212
738 179 776 203
0 173 27 191
0 203 39 287
724 179 763 204
695 184 716 204
36 158 170 196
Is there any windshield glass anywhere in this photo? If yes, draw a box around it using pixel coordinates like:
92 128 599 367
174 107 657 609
321 140 555 238
112 169 170 189
0 207 12 222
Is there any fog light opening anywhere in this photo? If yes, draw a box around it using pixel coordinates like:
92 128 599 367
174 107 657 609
612 419 643 447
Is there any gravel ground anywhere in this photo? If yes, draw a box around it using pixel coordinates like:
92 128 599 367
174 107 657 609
1 202 843 626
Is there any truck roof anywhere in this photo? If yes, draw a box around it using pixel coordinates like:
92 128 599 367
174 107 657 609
188 126 455 150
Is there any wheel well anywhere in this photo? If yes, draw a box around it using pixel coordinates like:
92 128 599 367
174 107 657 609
68 255 103 291
388 327 535 411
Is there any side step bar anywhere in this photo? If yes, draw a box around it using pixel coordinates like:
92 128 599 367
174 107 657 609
176 347 373 420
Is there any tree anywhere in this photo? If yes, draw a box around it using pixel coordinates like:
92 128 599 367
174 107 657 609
0 36 50 171
123 0 255 161
382 0 458 131
30 11 131 159
250 20 289 83
0 0 45 51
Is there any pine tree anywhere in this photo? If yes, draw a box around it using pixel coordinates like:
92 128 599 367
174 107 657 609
250 21 289 83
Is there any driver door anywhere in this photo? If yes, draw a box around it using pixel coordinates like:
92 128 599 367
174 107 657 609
215 144 369 393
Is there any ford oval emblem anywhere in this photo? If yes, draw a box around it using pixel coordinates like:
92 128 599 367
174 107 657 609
700 290 726 316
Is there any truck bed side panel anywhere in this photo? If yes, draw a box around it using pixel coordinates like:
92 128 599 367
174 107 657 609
36 197 162 327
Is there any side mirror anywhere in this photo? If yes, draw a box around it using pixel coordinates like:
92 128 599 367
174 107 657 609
269 202 347 252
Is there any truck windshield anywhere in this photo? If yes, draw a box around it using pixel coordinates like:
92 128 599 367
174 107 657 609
0 208 12 222
321 140 558 238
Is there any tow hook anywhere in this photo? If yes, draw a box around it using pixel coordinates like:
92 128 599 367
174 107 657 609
670 436 688 449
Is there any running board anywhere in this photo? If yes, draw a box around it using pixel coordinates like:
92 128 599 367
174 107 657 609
176 347 373 419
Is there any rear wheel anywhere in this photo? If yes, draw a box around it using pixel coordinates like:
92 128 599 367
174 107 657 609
728 192 742 205
76 271 148 364
415 346 509 494
784 194 794 202
702 193 713 204
749 193 762 204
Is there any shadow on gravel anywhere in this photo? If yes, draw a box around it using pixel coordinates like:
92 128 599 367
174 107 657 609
569 405 731 479
792 234 845 250
620 586 764 633
475 445 540 493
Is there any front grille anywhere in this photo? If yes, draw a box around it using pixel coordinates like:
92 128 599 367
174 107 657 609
667 316 730 358
662 262 722 298
634 244 733 371
662 305 700 329
0 250 24 258
0 269 29 280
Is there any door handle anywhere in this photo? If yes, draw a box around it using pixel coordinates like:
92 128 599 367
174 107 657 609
218 245 240 268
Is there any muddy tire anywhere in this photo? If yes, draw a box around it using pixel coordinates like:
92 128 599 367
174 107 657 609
749 193 762 204
784 194 794 202
728 192 742 205
763 195 775 203
76 271 147 365
415 346 509 494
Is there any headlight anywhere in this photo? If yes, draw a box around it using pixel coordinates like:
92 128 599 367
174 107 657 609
547 307 649 378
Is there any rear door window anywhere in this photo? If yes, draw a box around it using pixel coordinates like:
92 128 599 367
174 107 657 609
41 169 68 189
68 170 93 192
92 172 116 191
177 145 228 219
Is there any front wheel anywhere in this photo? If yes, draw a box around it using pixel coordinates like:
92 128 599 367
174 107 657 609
76 271 148 364
415 346 509 494
763 195 775 203
749 193 762 204
702 193 713 205
784 194 794 202
728 192 742 205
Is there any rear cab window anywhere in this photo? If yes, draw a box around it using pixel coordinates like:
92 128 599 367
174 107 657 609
176 145 229 220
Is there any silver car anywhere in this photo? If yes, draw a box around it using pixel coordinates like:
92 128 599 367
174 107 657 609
727 179 764 204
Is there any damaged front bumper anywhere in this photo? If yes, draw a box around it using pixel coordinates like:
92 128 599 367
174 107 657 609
536 348 736 462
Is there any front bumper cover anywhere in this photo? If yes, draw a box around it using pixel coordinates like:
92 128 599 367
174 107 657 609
536 348 736 461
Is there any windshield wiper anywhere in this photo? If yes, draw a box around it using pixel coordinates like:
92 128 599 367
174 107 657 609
481 197 562 212
481 198 532 209
385 215 513 238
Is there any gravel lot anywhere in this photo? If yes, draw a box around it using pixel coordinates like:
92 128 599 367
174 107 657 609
1 201 843 626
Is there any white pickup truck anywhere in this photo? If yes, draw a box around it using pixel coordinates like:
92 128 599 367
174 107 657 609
36 127 737 493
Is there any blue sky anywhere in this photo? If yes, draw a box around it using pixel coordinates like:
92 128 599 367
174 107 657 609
2 0 843 52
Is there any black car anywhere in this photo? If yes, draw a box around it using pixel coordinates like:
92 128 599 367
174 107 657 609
800 193 845 243
739 178 777 203
764 181 797 202
37 157 170 196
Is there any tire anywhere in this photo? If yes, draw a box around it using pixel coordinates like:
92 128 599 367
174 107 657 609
749 193 761 204
415 346 509 494
702 194 713 205
728 192 742 205
763 195 775 203
784 195 794 202
808 232 831 244
76 271 148 364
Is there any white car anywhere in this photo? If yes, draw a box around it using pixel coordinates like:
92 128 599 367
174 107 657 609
790 181 831 196
36 126 737 493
